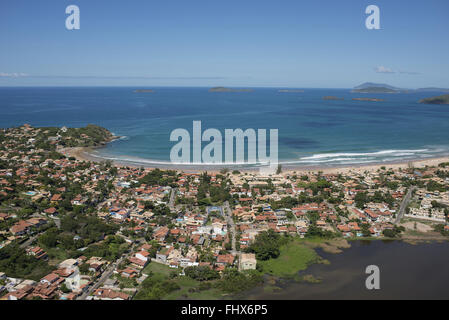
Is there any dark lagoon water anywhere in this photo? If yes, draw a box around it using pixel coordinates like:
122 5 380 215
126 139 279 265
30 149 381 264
1 87 449 167
245 240 449 300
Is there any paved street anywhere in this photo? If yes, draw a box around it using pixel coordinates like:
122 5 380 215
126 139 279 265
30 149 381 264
223 201 239 255
394 186 416 224
169 187 177 210
77 244 136 300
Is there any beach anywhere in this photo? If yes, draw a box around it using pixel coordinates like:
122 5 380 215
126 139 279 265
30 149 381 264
61 145 449 175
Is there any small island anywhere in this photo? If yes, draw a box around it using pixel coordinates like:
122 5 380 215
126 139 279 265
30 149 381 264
351 87 399 94
323 96 344 100
209 87 253 92
352 98 384 102
134 89 154 93
278 89 304 93
419 94 449 105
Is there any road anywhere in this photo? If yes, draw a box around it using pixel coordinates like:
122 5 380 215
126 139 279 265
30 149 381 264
223 201 239 255
394 186 416 224
77 244 136 300
169 187 177 211
19 235 38 249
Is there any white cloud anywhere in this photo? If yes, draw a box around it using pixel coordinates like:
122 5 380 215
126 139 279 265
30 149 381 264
0 72 29 78
374 66 395 74
374 66 420 75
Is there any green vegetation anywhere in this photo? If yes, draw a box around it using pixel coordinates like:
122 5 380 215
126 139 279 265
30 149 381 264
36 215 123 261
426 180 448 192
434 224 449 236
138 262 224 300
196 172 231 205
247 229 288 260
257 238 318 277
216 269 262 293
184 266 220 281
304 211 336 238
0 245 55 281
382 225 405 238
419 94 449 105
137 168 178 187
81 236 128 261
354 190 395 209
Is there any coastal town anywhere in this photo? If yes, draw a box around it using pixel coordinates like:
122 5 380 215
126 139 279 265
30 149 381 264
0 124 448 300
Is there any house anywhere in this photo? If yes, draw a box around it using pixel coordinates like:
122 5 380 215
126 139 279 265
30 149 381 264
44 207 58 215
135 250 150 262
153 226 169 242
216 254 235 267
50 194 62 202
65 268 81 292
121 268 138 278
129 257 148 268
92 289 130 300
10 220 31 236
40 273 60 285
239 253 257 271
27 246 48 260
156 246 173 264
3 287 33 300
365 209 379 222
59 258 78 269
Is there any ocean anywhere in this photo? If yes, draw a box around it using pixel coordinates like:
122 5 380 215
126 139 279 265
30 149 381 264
1 86 449 168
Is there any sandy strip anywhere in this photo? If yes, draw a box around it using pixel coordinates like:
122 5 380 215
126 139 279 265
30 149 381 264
59 146 449 175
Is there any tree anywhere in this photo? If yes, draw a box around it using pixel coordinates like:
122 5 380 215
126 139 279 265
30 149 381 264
360 223 371 237
184 266 219 281
248 229 283 260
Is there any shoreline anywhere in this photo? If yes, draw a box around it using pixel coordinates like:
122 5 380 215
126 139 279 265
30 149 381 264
60 145 449 175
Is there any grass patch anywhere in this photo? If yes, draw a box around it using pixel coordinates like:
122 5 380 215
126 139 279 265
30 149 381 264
258 239 319 277
142 261 173 278
139 262 224 300
45 247 69 264
164 277 223 300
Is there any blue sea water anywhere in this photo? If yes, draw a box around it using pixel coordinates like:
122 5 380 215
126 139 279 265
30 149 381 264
1 86 449 167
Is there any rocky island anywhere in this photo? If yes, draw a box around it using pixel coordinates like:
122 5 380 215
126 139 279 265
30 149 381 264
278 89 305 93
419 94 449 105
323 96 344 100
209 87 253 92
352 98 384 102
351 87 399 94
134 89 155 93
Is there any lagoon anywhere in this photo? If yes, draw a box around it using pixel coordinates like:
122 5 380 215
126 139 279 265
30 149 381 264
244 240 449 300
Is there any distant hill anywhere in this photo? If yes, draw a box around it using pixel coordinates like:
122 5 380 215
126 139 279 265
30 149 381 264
354 82 402 91
419 94 449 105
414 87 449 93
352 82 407 93
353 82 449 94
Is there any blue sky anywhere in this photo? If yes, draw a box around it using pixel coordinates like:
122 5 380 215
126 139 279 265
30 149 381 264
1 0 448 88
